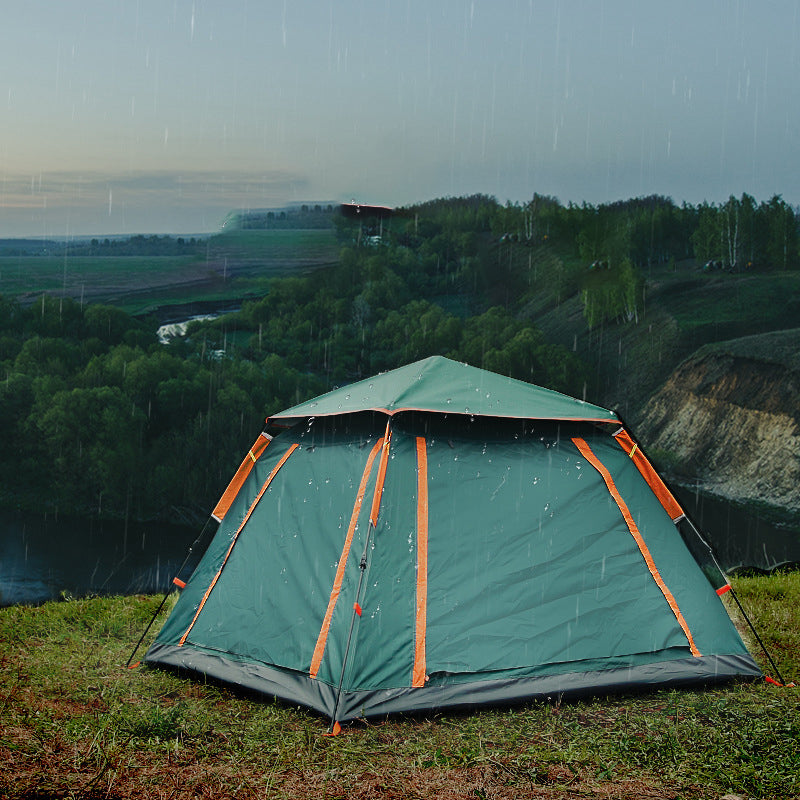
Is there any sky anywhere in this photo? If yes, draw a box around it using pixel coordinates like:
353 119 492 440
1 0 798 237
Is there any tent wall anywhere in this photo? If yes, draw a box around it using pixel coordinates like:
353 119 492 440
146 410 760 722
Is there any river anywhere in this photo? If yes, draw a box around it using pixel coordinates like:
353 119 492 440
0 512 199 607
0 492 796 608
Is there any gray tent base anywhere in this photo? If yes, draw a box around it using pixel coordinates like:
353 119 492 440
146 642 760 723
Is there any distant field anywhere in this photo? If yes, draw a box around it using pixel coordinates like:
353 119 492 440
0 255 198 297
0 229 340 316
206 228 340 261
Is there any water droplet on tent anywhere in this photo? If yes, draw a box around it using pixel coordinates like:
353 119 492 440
464 406 470 413
345 394 351 400
369 383 374 389
446 398 452 404
533 476 540 485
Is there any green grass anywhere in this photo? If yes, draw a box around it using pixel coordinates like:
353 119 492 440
0 255 201 298
659 271 800 337
207 228 339 260
1 573 798 799
0 230 340 316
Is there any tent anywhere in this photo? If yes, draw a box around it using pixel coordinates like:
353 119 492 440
145 356 761 725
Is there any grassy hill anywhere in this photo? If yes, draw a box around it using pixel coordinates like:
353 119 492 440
533 261 800 422
1 573 797 799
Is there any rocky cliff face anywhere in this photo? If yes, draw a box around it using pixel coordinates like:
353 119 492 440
636 334 800 515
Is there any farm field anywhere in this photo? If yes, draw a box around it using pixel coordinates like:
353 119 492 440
0 229 340 316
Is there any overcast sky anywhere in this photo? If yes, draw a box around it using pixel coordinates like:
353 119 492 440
1 0 798 237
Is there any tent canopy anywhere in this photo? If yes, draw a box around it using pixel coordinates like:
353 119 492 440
272 356 619 423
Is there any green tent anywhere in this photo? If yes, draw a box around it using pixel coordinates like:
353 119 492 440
145 356 760 725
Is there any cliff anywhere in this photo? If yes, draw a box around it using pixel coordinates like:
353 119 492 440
636 329 800 517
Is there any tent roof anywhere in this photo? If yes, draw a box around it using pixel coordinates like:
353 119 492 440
272 356 619 423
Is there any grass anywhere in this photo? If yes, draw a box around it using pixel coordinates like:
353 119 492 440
206 229 340 261
657 271 800 340
1 573 798 799
0 229 340 316
0 255 201 298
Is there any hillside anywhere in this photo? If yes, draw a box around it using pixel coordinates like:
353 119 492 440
1 579 798 799
635 330 800 517
534 264 800 422
1 194 798 529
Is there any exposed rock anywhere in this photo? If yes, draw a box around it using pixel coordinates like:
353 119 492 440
637 332 800 516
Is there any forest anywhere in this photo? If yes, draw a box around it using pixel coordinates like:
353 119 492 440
1 192 797 524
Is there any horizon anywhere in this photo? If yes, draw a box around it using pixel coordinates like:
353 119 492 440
2 1 798 238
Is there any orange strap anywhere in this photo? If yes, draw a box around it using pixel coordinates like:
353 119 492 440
412 436 429 688
572 437 701 657
612 428 684 522
309 438 384 679
211 432 273 522
179 443 299 647
369 421 392 527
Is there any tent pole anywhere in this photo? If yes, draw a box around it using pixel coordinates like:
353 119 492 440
328 420 393 731
328 528 371 732
682 515 789 686
613 416 789 686
125 516 215 668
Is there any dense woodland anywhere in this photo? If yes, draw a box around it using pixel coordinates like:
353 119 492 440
1 192 797 523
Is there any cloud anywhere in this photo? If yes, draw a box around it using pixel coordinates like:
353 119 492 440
0 169 313 236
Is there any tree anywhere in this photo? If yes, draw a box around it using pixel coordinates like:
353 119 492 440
762 195 799 270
